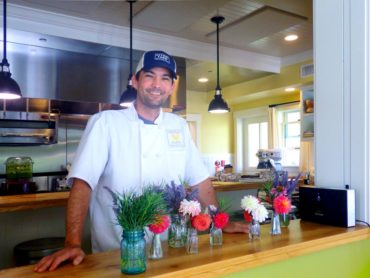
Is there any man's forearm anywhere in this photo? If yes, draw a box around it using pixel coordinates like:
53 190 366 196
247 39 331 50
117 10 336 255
65 178 92 247
194 178 219 208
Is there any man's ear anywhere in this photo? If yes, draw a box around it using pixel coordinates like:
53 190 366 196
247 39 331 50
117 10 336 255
131 74 138 89
168 79 177 96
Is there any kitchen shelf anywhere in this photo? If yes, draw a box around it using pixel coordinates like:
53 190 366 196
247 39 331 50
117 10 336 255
0 182 262 213
300 85 314 141
0 191 69 213
212 181 262 192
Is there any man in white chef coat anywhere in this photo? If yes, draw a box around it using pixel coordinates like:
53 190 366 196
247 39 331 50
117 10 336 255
34 50 248 272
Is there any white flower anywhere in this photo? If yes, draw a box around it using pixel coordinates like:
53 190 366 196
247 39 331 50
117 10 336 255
252 204 269 223
179 199 201 217
241 195 259 213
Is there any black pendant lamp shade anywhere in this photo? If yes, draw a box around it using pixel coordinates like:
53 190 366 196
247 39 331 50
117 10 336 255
119 0 137 107
0 0 21 100
208 15 229 113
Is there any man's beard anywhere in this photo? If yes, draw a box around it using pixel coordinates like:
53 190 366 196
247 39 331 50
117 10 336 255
139 88 168 109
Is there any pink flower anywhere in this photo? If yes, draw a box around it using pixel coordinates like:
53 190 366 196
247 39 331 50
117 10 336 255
179 199 201 217
273 195 291 214
213 212 229 229
191 213 211 231
148 214 170 234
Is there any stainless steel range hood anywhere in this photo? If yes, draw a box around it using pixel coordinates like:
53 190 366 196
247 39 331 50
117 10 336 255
6 29 186 111
0 118 57 146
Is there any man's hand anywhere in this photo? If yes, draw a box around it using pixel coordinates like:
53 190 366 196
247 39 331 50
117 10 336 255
222 221 249 233
33 246 85 272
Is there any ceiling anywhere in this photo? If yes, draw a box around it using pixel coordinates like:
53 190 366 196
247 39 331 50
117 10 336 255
8 0 313 92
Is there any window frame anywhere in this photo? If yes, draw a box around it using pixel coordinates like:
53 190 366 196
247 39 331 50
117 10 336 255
234 107 269 173
274 103 301 169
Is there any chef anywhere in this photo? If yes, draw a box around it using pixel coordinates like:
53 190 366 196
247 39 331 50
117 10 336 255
34 50 248 272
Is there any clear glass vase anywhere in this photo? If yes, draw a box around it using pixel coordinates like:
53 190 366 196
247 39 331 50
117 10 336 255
168 214 187 248
210 224 223 246
280 213 290 228
186 228 198 254
148 233 163 260
120 229 146 274
271 212 281 235
249 219 261 240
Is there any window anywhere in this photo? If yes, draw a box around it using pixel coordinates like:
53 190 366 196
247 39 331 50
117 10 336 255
234 107 269 172
276 109 300 166
235 105 300 173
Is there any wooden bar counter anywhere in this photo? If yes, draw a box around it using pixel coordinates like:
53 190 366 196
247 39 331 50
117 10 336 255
1 220 369 277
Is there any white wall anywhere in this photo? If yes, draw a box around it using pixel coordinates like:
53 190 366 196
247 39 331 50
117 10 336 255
314 0 370 223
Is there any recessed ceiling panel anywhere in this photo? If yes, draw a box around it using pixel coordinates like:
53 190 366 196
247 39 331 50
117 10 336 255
133 0 230 32
208 6 307 47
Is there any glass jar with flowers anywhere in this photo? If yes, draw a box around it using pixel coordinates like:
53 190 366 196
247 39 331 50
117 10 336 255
179 199 211 254
106 186 167 274
148 214 170 260
160 181 198 248
241 195 269 240
261 171 301 234
189 213 211 253
207 204 229 246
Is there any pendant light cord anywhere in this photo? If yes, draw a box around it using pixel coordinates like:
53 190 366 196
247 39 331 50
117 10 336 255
216 18 220 91
211 16 224 93
129 0 133 79
2 0 8 66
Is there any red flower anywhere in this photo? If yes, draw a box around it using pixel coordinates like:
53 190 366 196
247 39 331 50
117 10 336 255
148 214 170 234
191 213 211 231
273 195 291 214
243 211 252 223
214 212 229 229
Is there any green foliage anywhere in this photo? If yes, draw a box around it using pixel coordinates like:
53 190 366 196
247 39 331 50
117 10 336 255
262 180 273 194
109 186 168 231
218 198 232 213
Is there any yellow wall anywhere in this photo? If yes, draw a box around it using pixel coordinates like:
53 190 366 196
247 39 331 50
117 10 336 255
186 90 233 154
186 59 313 154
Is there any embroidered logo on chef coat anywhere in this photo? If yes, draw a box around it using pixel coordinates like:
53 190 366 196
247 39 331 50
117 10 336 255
167 130 185 147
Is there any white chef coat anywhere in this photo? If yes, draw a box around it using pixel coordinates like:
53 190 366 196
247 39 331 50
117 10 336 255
67 105 209 252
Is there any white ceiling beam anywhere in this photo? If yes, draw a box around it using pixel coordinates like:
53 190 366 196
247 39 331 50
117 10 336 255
6 3 281 73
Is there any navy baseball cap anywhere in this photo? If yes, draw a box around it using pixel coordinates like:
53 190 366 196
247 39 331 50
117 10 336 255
135 50 177 80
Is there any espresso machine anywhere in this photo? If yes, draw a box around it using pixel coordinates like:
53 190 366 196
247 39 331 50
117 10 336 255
256 149 282 179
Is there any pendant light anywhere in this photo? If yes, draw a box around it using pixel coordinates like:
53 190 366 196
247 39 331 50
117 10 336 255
119 0 136 107
208 15 229 113
0 0 21 100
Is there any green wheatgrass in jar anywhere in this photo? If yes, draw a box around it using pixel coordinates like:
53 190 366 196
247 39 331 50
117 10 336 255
5 157 33 179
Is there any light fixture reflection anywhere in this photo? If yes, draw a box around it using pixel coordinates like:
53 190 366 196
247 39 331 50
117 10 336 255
284 34 298 41
285 87 296 92
198 77 208 83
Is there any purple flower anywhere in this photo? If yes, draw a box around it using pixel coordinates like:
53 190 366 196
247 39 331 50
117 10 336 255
272 171 301 197
158 180 198 214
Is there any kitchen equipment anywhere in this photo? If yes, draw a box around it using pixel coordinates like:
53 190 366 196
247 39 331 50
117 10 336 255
256 149 282 171
14 237 65 266
5 156 33 179
0 156 37 195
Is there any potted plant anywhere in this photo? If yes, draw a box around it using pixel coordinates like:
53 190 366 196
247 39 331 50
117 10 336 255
106 186 167 274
